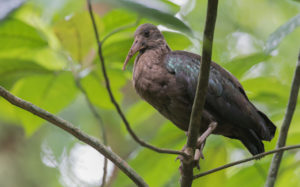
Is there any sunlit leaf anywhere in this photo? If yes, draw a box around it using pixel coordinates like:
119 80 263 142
53 12 103 63
12 72 78 135
0 58 52 89
80 69 126 109
101 9 138 38
163 31 192 50
0 18 48 50
126 101 156 127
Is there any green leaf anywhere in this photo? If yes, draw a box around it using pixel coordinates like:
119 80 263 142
126 101 156 127
102 36 133 64
11 72 78 136
226 161 268 187
0 58 52 89
241 77 289 109
101 9 138 38
80 69 126 109
163 31 192 50
98 0 193 35
264 14 300 53
193 145 227 187
113 123 185 187
53 12 103 63
223 53 270 79
0 18 48 50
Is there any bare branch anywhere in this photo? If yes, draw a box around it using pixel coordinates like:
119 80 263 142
193 144 300 179
180 0 219 186
74 78 108 187
265 51 300 187
87 0 188 158
0 85 148 187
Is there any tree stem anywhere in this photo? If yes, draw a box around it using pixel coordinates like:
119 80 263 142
265 51 300 187
180 0 219 186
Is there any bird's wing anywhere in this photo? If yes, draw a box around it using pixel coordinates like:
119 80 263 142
164 50 273 140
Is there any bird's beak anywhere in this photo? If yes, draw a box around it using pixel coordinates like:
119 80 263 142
123 37 144 70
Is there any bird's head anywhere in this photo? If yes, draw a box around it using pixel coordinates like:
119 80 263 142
123 23 167 70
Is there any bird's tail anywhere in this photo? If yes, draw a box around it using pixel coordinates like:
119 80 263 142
240 129 265 155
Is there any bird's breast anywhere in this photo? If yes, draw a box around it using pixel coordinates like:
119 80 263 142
133 54 170 104
132 52 193 131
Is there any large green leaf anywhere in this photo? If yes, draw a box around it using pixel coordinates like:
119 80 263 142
0 18 48 50
80 69 126 109
98 0 193 35
53 12 103 63
163 31 192 50
126 101 156 127
0 58 52 89
11 72 78 135
264 14 300 53
101 9 138 38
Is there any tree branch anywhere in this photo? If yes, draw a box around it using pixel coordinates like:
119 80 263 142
74 78 108 187
87 0 188 158
193 144 300 179
0 85 148 187
265 51 300 187
180 0 219 186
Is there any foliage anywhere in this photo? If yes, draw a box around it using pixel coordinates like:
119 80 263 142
0 0 299 186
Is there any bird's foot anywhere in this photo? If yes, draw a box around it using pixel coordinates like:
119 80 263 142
193 122 218 169
193 142 206 170
176 144 204 170
177 122 218 171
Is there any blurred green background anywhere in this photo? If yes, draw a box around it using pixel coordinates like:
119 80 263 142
0 0 299 186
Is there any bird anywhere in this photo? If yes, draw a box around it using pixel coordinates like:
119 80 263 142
123 23 276 158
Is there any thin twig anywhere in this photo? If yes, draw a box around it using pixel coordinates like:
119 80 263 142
180 0 219 186
87 0 188 158
101 18 141 45
265 51 300 187
75 78 108 187
0 85 148 187
193 144 300 179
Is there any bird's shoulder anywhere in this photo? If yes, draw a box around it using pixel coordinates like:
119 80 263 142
164 50 248 99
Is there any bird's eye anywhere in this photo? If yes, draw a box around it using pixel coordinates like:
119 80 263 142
144 30 150 37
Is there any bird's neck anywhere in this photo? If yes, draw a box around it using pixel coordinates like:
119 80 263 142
138 43 171 62
132 43 171 85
